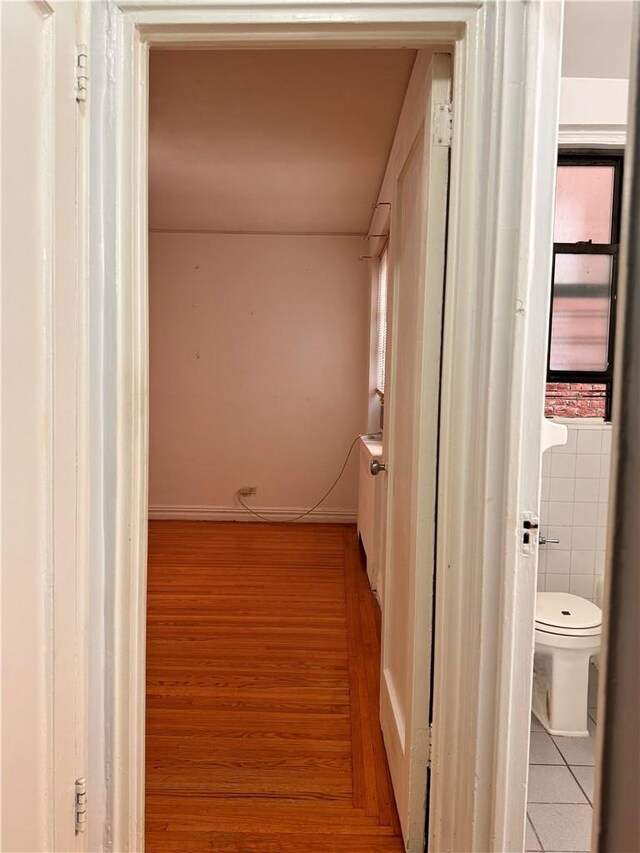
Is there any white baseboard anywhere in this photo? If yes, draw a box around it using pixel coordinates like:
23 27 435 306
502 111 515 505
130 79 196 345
148 503 357 524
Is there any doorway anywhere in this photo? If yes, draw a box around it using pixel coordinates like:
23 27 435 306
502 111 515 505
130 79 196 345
103 4 562 852
146 46 448 852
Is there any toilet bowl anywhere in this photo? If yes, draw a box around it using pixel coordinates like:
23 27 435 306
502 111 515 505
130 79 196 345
532 592 602 737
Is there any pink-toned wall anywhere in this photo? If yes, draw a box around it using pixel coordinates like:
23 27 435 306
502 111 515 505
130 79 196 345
148 232 370 516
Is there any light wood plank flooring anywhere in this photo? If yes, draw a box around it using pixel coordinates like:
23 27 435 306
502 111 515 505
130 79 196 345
146 521 404 852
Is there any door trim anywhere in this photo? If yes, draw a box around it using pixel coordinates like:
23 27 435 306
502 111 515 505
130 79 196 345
101 2 562 851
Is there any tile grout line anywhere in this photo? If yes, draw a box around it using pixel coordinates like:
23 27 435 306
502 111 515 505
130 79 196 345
528 668 599 851
550 732 570 768
527 761 591 804
527 811 546 852
528 726 594 851
563 699 596 808
551 719 595 806
566 763 593 806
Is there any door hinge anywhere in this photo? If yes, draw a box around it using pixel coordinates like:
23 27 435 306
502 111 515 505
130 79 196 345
434 102 453 147
75 777 87 833
75 45 89 103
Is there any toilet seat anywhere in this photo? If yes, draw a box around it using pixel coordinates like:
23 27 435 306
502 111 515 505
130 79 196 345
535 592 602 638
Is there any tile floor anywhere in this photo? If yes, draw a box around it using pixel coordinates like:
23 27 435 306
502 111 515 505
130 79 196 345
526 664 599 852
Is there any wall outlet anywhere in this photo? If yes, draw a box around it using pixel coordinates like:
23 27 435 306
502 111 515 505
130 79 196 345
238 486 257 497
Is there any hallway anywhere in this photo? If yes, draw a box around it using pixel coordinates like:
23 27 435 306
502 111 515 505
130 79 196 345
145 521 404 852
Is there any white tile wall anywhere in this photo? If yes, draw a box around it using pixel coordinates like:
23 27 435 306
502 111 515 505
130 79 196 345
538 422 612 602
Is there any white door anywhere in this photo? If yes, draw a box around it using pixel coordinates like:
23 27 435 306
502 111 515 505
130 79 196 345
1 2 86 850
378 53 451 852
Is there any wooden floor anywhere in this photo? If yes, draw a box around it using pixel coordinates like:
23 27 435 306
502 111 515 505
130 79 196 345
146 521 404 853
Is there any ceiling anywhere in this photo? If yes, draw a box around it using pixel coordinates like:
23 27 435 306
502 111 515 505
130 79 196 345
148 49 417 235
562 1 633 79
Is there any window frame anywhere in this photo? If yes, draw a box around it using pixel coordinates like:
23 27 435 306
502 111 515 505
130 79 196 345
546 150 624 421
375 243 389 400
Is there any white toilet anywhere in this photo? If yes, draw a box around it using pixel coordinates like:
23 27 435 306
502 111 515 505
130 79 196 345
532 592 602 737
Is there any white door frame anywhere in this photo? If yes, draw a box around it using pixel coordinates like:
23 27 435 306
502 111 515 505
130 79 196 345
100 2 562 851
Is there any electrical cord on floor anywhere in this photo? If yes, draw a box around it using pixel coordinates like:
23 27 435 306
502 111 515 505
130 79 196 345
235 433 382 523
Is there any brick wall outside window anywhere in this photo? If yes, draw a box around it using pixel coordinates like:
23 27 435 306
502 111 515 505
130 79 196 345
545 382 607 419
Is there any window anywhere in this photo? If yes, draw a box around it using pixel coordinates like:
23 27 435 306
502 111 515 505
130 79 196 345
376 247 389 396
546 153 623 420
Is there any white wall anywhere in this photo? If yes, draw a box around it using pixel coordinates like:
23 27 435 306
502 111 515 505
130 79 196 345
559 77 629 130
560 1 632 133
148 232 369 518
562 1 633 80
539 422 612 603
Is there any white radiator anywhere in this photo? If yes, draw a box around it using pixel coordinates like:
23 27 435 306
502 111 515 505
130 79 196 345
357 436 384 594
